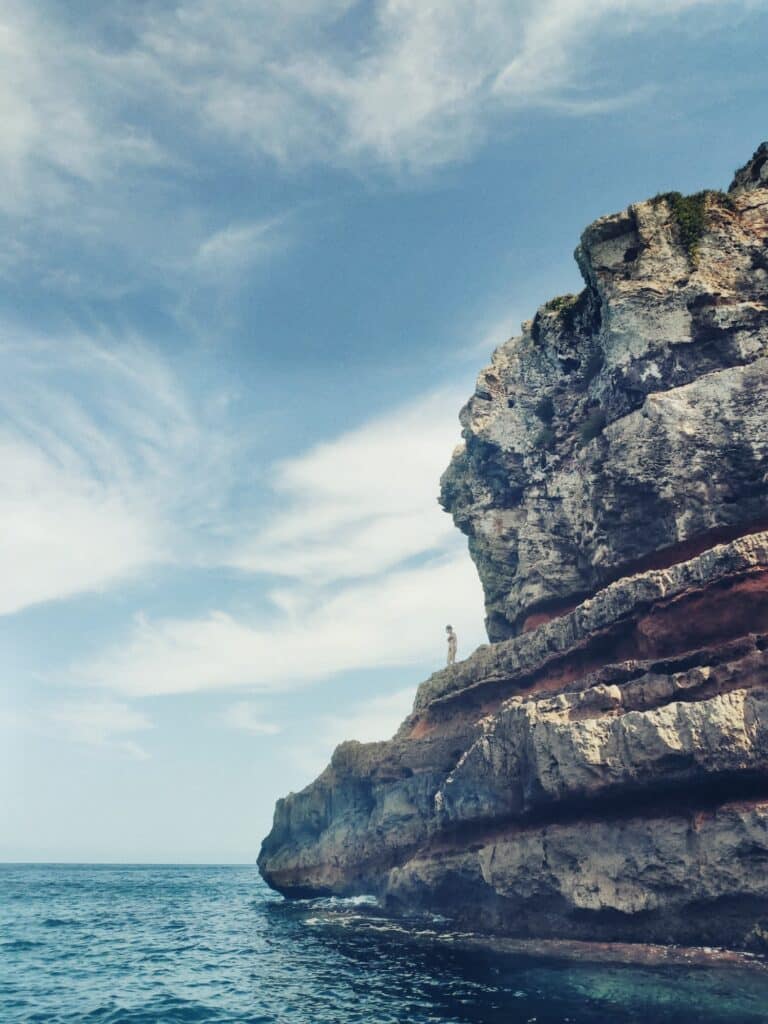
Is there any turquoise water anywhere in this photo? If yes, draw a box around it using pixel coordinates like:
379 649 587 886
2 864 767 1023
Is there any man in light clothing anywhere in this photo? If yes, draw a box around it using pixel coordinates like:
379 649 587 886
446 624 457 666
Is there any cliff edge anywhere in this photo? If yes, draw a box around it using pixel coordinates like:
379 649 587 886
259 143 768 949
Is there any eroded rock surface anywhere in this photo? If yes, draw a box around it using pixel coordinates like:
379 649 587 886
259 143 768 949
441 146 768 640
387 802 768 946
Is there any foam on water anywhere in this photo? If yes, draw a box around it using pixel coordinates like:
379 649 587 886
2 864 767 1024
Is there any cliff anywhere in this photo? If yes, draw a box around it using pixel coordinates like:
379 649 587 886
259 143 768 949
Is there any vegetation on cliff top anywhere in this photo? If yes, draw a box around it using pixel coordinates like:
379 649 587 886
652 189 735 264
542 289 590 334
544 293 579 314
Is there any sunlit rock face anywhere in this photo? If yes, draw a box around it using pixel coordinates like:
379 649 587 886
259 143 768 950
441 143 768 640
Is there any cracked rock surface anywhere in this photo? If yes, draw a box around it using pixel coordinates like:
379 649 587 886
259 143 768 949
441 144 768 640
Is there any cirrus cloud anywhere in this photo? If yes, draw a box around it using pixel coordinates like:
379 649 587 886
72 379 485 698
0 327 232 616
1 0 760 213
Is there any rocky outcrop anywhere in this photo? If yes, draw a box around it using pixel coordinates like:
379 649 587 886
442 144 768 641
387 802 768 946
259 143 768 949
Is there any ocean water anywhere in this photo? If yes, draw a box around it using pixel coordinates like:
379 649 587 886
2 864 768 1024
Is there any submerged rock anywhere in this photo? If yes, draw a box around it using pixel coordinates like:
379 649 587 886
259 142 768 949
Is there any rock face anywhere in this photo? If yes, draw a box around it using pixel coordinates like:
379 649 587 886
259 143 768 949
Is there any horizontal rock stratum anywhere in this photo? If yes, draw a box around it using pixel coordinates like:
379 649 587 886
259 143 768 949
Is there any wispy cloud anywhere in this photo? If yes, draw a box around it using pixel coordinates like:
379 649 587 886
1 320 483 694
321 687 414 746
0 0 758 307
195 216 291 278
2 0 757 213
0 432 157 616
230 388 463 583
136 0 747 172
47 701 154 760
0 328 232 616
73 380 485 697
0 1 163 215
78 550 483 697
290 686 417 780
219 701 281 736
5 700 154 760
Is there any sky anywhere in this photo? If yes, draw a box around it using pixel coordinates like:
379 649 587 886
1 0 767 863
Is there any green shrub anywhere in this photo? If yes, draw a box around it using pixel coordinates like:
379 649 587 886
536 289 590 341
650 189 734 264
578 408 607 445
544 293 578 314
534 395 555 423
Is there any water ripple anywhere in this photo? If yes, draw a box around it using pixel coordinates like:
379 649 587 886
2 864 767 1024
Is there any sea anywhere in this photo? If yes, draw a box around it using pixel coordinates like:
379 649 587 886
2 863 768 1024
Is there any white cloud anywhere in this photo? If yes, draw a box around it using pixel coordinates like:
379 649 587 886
146 0 751 172
220 701 281 735
464 314 522 361
195 216 290 277
47 700 153 760
230 388 463 583
78 550 484 697
0 1 163 214
0 435 157 616
138 0 753 173
72 382 486 698
321 687 415 746
0 0 757 215
289 686 417 780
1 324 484 697
4 699 154 760
0 329 231 616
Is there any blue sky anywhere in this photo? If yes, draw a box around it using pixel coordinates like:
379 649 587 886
2 0 767 862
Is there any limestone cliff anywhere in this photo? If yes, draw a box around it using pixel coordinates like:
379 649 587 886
259 143 768 949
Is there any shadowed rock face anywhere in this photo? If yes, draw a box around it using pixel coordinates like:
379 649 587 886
259 143 768 949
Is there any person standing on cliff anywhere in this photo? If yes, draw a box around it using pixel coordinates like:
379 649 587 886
446 625 457 666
